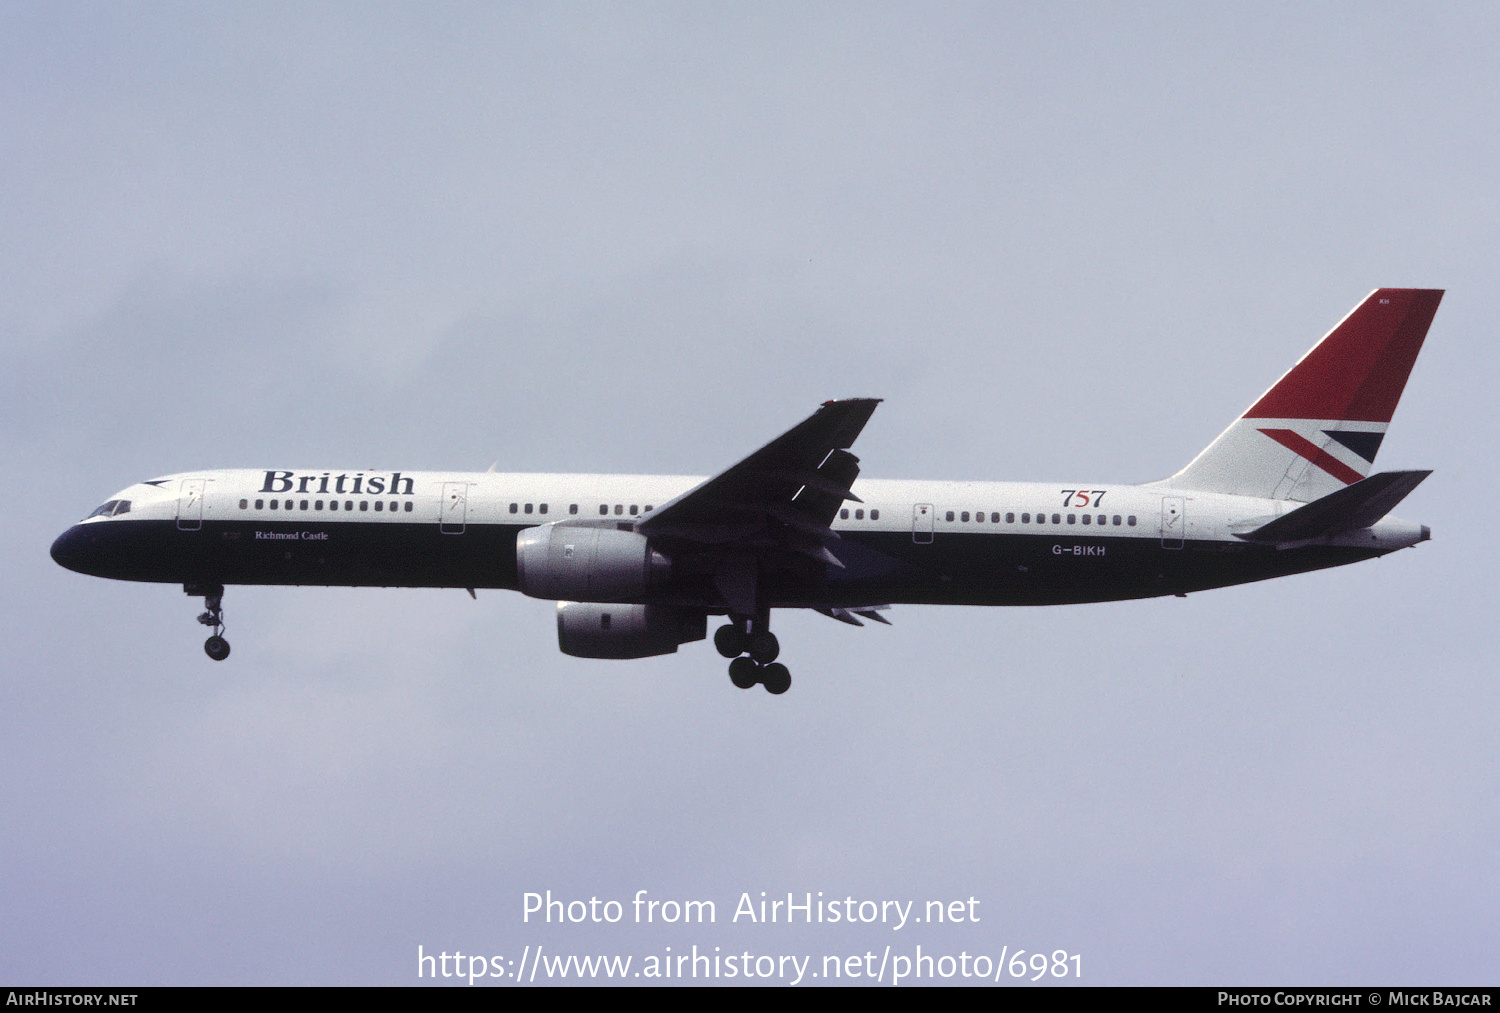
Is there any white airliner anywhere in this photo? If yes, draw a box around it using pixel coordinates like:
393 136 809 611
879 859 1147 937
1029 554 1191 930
52 288 1441 694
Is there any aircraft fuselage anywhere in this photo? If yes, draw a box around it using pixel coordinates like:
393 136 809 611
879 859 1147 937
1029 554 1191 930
51 468 1426 607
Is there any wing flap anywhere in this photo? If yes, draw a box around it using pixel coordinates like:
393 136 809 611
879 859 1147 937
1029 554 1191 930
814 604 893 627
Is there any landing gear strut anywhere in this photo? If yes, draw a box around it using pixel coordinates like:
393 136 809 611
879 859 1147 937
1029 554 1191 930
715 617 791 694
186 583 230 661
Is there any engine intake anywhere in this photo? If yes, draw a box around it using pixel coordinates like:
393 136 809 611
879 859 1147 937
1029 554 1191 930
556 602 707 659
516 524 669 602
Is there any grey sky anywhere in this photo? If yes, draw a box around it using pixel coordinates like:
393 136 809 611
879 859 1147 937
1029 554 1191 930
3 3 1495 984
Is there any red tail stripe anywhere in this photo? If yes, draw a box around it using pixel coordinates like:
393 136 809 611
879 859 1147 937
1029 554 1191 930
1244 289 1442 423
1258 428 1364 485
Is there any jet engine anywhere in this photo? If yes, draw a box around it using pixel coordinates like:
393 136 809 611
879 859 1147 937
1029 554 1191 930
516 524 669 602
555 602 707 659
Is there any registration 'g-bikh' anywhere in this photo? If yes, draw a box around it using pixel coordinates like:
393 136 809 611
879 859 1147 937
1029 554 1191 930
53 289 1442 694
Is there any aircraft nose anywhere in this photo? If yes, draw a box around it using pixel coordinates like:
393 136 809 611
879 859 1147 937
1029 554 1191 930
50 524 95 574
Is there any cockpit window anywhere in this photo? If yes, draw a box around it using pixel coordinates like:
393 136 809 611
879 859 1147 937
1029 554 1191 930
86 499 131 519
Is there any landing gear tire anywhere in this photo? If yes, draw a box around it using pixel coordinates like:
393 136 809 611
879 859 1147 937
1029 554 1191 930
728 656 759 689
720 608 788 693
715 623 748 659
761 662 791 695
748 631 780 664
187 583 229 661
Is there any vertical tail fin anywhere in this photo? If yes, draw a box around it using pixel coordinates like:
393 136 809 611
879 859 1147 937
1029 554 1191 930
1164 288 1442 501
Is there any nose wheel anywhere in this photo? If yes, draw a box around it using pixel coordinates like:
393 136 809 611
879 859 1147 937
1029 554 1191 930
186 583 230 661
716 622 791 694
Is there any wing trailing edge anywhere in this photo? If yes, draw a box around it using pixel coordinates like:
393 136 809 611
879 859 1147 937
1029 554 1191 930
814 605 893 627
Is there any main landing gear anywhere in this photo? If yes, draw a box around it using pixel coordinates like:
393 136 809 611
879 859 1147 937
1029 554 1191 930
714 620 791 695
186 583 230 661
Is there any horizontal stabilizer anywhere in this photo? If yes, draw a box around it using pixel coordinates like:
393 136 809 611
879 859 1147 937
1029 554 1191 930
1235 470 1431 545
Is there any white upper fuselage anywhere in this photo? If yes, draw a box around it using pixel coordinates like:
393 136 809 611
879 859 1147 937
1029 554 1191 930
82 468 1426 563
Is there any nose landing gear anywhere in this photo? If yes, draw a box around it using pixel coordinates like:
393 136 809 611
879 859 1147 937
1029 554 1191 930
715 619 791 694
186 583 230 661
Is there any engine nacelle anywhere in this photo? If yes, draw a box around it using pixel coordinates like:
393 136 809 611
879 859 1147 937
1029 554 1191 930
555 602 707 660
516 524 669 602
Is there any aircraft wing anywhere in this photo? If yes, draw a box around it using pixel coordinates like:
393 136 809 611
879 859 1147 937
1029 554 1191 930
634 398 881 569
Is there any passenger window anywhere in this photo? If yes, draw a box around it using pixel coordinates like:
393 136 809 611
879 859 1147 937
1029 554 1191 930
328 500 337 511
599 505 609 516
1067 514 1076 524
615 505 623 515
524 503 533 514
300 500 309 510
255 499 264 510
404 502 413 512
239 499 248 509
1097 514 1106 525
269 500 277 510
1005 513 1014 523
945 511 954 522
359 501 368 511
570 504 578 515
1021 513 1029 523
855 509 864 520
1081 514 1090 524
961 511 969 522
1113 515 1121 525
315 500 323 511
840 508 849 519
509 503 518 514
629 505 638 515
1128 515 1137 526
345 501 353 511
375 501 383 512
870 509 878 520
540 504 548 514
1051 513 1060 524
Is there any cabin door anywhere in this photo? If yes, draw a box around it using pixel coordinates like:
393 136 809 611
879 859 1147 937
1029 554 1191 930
912 503 934 544
177 479 205 531
440 482 468 535
1160 497 1185 549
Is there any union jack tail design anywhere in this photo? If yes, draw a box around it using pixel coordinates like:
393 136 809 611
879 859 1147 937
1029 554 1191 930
1165 288 1443 501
